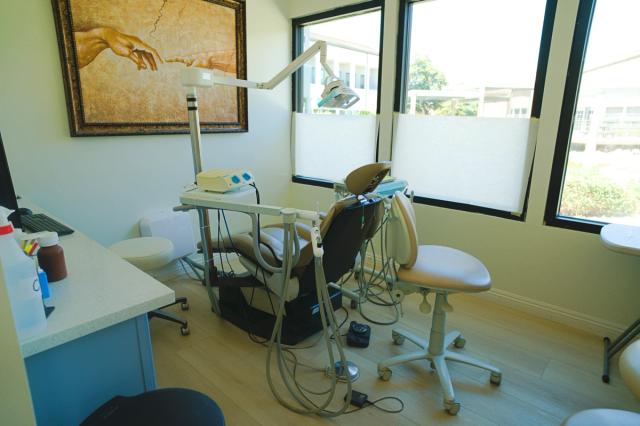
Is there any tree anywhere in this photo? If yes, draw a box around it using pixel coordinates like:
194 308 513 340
407 56 477 116
407 56 447 115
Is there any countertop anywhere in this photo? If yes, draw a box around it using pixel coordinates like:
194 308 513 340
18 200 174 358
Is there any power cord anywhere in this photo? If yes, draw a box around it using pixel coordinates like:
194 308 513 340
344 395 405 414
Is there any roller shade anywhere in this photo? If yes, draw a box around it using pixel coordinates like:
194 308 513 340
392 113 538 215
293 112 378 182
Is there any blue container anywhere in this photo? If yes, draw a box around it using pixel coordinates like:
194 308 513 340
38 269 50 299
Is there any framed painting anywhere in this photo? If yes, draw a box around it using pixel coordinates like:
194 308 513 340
52 0 247 136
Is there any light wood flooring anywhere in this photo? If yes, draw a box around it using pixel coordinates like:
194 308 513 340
150 269 640 425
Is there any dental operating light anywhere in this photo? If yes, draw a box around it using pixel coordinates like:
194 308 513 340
181 40 360 176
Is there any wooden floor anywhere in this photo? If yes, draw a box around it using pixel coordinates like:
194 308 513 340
151 268 640 425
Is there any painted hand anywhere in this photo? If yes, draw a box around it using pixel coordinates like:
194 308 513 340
75 27 164 70
166 50 236 74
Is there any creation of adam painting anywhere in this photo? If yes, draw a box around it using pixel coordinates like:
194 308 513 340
52 0 247 136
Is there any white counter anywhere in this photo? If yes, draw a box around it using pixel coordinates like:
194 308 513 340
18 202 174 358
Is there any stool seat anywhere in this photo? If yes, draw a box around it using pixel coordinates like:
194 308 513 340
396 245 491 293
110 237 174 271
562 409 640 426
82 388 224 425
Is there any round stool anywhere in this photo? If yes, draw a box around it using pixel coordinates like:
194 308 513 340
562 340 640 425
82 388 225 425
110 237 175 272
110 237 190 335
562 409 640 426
620 340 640 399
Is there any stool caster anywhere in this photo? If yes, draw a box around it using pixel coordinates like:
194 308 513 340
350 300 358 310
490 372 502 386
392 331 405 345
444 400 460 415
378 367 392 381
180 325 190 336
454 336 466 349
181 302 190 311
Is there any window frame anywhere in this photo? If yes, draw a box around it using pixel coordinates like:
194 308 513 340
291 0 385 188
394 0 557 220
544 0 605 233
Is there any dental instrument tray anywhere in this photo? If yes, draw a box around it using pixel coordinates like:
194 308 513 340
196 168 254 193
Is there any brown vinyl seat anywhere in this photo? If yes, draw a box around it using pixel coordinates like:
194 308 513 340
218 163 390 344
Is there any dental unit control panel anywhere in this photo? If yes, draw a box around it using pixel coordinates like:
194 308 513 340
196 169 254 193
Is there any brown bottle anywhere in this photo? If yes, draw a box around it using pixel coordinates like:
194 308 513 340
37 232 67 282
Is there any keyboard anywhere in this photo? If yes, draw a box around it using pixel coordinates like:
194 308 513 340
21 214 75 236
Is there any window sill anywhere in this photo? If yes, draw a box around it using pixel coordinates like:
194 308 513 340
544 215 605 234
291 176 530 222
411 195 525 221
291 175 335 189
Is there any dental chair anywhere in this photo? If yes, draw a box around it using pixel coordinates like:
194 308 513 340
218 163 389 344
377 191 501 415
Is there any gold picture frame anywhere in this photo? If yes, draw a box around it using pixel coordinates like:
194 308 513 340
52 0 248 136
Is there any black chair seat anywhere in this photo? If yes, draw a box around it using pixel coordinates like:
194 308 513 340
82 388 224 426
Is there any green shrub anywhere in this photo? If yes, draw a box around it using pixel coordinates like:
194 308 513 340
560 173 637 218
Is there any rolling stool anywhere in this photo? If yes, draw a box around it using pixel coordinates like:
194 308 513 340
82 388 224 425
110 237 190 335
562 340 640 425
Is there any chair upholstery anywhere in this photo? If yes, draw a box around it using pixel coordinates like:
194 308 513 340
561 409 640 426
389 191 490 292
217 163 389 345
82 388 224 426
377 191 499 415
110 237 174 271
225 164 390 307
396 245 491 293
562 339 640 424
620 339 640 399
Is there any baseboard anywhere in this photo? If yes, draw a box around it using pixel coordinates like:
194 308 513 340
476 288 624 338
362 253 625 338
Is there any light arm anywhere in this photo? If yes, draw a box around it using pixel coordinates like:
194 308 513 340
258 40 337 90
180 41 337 91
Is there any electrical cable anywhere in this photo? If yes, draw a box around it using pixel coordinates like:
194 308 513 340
265 221 353 417
342 202 402 326
344 396 405 415
178 258 202 282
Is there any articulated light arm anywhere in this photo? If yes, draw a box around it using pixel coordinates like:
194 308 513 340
259 40 337 89
181 41 337 93
181 40 358 177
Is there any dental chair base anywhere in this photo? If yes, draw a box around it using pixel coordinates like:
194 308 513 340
378 292 502 415
218 280 343 345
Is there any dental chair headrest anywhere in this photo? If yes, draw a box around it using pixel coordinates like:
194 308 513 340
345 162 391 196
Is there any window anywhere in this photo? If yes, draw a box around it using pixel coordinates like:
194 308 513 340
369 68 378 90
392 0 555 217
546 0 640 231
356 66 366 89
338 63 351 87
292 2 383 185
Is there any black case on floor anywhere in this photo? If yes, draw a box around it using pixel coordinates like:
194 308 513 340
346 321 371 348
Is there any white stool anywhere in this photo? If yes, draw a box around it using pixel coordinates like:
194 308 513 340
562 340 640 425
110 237 190 335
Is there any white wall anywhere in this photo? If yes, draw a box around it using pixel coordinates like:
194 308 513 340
285 0 640 329
0 0 291 246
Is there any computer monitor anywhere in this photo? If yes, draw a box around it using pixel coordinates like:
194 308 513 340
0 132 21 228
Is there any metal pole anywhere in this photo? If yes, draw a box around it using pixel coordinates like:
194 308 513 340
186 90 204 175
197 208 220 314
186 90 218 312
